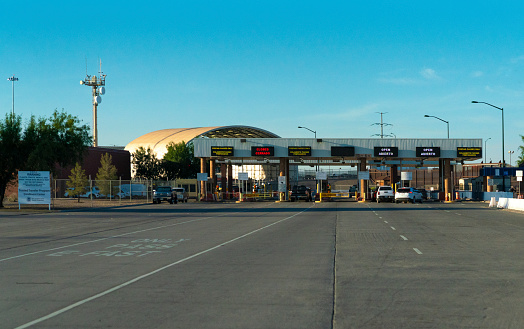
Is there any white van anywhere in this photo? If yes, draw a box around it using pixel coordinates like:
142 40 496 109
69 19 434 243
117 184 147 198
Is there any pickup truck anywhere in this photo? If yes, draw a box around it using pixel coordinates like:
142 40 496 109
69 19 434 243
376 186 394 203
172 187 189 203
290 185 312 202
152 186 177 204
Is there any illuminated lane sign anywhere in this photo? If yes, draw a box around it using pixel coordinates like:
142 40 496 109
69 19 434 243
288 146 312 156
251 146 274 156
457 147 482 158
331 146 355 157
416 147 440 157
211 146 234 157
374 147 398 157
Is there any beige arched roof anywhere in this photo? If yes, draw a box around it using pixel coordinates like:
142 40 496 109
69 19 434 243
125 125 280 159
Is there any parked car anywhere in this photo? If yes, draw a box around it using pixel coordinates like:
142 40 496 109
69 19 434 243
376 186 394 203
117 184 148 198
395 187 423 203
173 187 189 203
65 186 100 198
290 185 312 202
152 186 177 204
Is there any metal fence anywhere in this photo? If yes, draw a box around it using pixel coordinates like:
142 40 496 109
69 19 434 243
53 178 198 202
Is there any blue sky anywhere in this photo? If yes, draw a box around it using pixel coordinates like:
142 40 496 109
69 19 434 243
2 1 524 164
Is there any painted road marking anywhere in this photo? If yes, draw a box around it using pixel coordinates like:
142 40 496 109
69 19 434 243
400 235 408 241
413 248 423 254
384 221 388 224
390 226 396 231
14 207 312 329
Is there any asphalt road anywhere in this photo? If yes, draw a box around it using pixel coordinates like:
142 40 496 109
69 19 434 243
1 200 524 328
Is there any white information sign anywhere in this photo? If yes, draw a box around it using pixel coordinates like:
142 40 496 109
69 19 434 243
278 176 287 192
401 172 413 181
238 172 249 181
517 170 523 177
517 176 523 182
316 171 327 180
358 171 370 180
197 173 208 181
18 171 51 208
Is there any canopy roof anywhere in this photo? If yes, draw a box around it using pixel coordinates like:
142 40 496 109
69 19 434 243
125 126 279 159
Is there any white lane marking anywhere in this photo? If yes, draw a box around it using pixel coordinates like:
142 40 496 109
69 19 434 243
0 216 214 263
413 248 423 254
455 213 462 216
384 221 388 224
379 217 382 219
14 207 310 329
400 235 408 241
390 226 396 231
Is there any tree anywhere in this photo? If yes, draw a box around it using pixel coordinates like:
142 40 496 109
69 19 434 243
517 135 524 167
96 153 118 197
162 141 198 179
0 110 91 207
0 114 24 207
132 146 161 180
66 163 89 202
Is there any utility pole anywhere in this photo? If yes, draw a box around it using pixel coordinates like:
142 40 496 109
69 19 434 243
371 112 393 138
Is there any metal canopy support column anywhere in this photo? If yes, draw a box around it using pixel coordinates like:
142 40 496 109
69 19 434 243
221 164 227 199
279 158 289 201
390 165 398 189
200 157 207 201
209 159 216 199
227 163 233 200
444 158 452 201
359 157 367 201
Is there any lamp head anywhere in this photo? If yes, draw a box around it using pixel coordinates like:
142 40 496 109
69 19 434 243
424 115 430 117
471 101 479 103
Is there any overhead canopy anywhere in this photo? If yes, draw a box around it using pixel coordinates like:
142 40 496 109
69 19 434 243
125 126 279 159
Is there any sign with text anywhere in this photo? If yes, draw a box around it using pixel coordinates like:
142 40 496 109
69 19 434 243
374 147 398 157
211 146 234 157
316 171 328 180
18 171 51 206
331 146 355 157
457 147 482 158
251 146 274 156
238 172 249 181
197 173 208 181
288 146 312 157
278 176 287 192
416 147 440 157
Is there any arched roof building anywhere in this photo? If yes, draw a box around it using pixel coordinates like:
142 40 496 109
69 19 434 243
125 125 279 159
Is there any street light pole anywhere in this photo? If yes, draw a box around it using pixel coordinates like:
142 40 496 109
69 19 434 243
472 101 505 191
508 150 514 167
484 138 491 163
424 115 449 138
298 126 319 193
7 75 19 115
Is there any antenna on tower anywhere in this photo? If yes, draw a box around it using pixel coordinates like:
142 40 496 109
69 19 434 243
80 59 107 147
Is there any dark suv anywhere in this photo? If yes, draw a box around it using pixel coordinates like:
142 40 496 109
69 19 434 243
290 185 312 202
152 186 178 204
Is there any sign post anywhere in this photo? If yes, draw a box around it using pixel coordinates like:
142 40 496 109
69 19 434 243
197 173 208 201
18 171 51 210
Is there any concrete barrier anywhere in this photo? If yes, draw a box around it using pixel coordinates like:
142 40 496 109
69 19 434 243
497 197 524 211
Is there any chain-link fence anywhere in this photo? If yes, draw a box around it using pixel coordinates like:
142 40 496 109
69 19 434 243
53 179 198 203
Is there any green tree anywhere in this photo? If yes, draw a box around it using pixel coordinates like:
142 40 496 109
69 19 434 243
517 135 524 167
66 162 89 202
0 114 24 207
0 110 90 207
96 153 118 197
162 141 198 179
132 146 161 179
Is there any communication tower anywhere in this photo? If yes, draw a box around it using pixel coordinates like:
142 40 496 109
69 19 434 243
80 60 106 147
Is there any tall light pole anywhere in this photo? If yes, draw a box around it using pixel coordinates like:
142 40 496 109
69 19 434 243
508 150 514 167
371 112 393 138
424 115 449 138
472 101 505 191
484 138 491 163
297 126 316 138
7 75 19 115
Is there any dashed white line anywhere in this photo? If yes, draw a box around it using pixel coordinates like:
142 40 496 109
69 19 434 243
413 248 423 255
384 220 388 224
400 235 408 241
390 226 396 231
